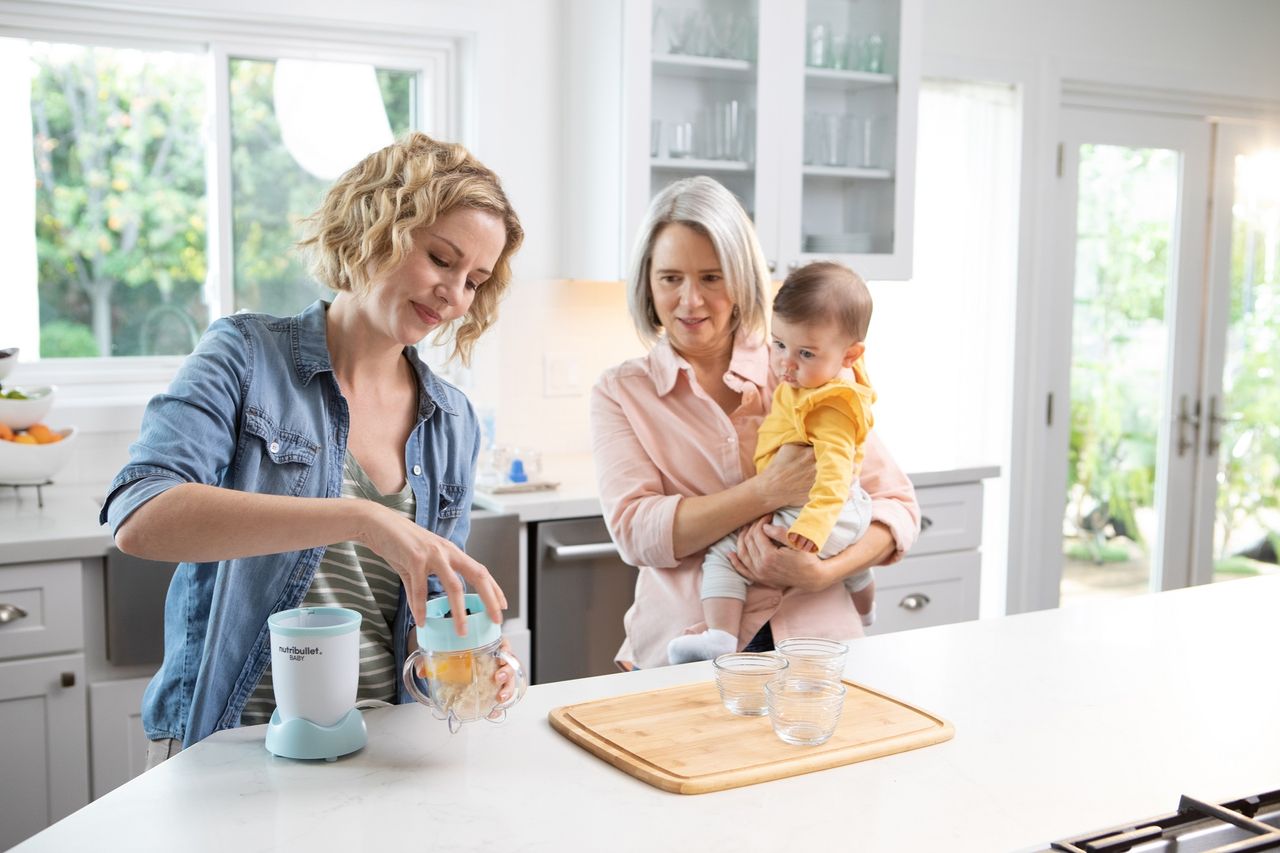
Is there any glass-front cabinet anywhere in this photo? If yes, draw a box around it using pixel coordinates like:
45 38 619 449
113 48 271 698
563 0 919 281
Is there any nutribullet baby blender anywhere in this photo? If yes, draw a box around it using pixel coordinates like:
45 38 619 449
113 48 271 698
263 606 368 760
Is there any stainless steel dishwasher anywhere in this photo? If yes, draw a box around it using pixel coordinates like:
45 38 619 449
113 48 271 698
531 517 637 684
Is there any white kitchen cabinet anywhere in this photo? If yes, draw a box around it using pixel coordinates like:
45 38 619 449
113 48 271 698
0 560 91 848
867 482 983 635
0 654 89 851
564 0 920 281
88 677 151 800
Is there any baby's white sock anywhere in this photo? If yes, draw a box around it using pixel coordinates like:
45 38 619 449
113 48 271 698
667 628 738 665
860 602 877 628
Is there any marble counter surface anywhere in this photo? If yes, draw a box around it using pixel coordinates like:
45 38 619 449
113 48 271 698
475 452 999 522
0 483 111 562
17 576 1278 853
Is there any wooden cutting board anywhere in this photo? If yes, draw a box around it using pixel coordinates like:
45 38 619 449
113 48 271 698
548 678 954 794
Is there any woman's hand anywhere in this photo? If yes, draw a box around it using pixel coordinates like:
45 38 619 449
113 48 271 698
487 636 520 719
359 504 507 635
731 518 898 594
755 443 817 509
728 517 834 593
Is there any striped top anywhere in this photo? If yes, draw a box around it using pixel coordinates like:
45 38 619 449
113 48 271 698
239 452 413 726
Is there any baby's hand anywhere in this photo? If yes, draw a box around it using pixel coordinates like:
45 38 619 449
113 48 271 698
787 532 819 553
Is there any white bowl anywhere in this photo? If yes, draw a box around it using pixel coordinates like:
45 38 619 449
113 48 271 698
0 347 17 382
0 426 77 485
0 384 55 430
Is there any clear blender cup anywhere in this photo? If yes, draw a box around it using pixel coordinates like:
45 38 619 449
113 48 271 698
402 593 526 733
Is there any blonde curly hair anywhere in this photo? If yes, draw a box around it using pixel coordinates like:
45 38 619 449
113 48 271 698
298 132 523 365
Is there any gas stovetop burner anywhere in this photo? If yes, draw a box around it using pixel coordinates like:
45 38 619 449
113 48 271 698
1051 789 1280 853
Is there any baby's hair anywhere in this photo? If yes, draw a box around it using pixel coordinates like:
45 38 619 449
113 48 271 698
773 261 872 342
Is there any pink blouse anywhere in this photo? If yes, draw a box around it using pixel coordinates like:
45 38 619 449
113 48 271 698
590 334 921 669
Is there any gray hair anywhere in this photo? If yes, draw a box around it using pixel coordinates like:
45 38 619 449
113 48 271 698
626 176 770 347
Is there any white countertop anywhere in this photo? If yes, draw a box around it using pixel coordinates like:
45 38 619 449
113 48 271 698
475 452 999 522
17 576 1279 853
0 484 111 562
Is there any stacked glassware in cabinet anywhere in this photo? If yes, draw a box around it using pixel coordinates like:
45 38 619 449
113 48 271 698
649 0 760 222
800 0 900 258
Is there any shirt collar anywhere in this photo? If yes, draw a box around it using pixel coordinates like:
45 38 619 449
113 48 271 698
648 331 770 397
290 299 457 418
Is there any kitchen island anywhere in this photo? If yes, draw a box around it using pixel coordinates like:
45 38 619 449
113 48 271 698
14 575 1280 852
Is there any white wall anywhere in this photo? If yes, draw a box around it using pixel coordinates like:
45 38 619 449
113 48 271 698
922 0 1280 101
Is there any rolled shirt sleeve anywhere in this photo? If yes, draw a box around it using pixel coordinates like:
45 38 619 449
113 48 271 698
860 430 921 565
100 318 249 535
589 377 683 569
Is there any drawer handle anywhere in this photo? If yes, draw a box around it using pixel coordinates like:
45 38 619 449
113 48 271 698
0 603 29 624
899 593 931 611
920 515 933 532
549 542 619 561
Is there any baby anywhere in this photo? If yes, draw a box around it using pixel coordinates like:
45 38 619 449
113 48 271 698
668 261 877 665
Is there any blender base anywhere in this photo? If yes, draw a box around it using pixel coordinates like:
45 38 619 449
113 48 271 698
264 707 367 761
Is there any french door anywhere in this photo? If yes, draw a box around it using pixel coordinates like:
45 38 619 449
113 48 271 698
1039 107 1280 608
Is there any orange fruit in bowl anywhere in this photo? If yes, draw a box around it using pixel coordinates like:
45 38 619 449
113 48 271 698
27 424 60 444
0 422 12 441
13 433 38 445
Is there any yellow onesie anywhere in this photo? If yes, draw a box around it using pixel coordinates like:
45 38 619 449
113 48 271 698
753 358 875 551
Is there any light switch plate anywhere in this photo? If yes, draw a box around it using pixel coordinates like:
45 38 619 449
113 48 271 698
543 352 583 397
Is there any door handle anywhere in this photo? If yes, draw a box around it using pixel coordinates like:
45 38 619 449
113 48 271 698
548 542 620 561
1176 395 1200 457
899 593 931 611
1205 395 1241 456
0 603 28 624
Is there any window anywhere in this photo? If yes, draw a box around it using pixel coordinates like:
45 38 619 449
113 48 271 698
0 6 456 374
867 78 1022 617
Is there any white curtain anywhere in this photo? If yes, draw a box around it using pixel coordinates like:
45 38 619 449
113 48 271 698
865 78 1021 617
0 38 40 360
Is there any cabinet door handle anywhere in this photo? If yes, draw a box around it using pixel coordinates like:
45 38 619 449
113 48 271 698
920 515 933 532
0 603 28 624
61 671 76 688
549 542 620 561
899 593 931 611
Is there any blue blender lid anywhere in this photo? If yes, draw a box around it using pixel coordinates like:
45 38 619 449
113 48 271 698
416 593 500 651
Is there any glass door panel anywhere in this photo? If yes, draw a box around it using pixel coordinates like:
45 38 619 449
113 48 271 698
1060 144 1179 606
1211 147 1280 583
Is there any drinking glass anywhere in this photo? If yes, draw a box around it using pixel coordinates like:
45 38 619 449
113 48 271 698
775 636 848 680
861 33 884 73
669 121 695 159
807 22 829 67
765 677 847 746
820 114 850 167
855 115 882 168
651 119 662 158
829 34 850 70
713 652 788 716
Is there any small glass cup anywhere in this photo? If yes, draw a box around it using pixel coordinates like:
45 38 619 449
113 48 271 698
669 121 695 159
712 652 788 716
861 33 884 73
766 677 847 746
775 637 848 681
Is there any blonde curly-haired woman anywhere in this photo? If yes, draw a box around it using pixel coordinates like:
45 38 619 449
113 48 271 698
101 133 524 763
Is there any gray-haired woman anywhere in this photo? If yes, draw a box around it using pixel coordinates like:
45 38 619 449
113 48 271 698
590 176 921 670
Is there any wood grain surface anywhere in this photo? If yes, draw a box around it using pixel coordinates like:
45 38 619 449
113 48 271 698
548 678 954 794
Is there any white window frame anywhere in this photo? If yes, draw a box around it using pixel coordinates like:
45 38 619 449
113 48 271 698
0 0 464 409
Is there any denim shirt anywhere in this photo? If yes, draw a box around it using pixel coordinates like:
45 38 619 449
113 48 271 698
100 300 480 747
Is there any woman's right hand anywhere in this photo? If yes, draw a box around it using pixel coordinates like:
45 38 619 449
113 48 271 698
359 503 507 636
756 443 817 509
